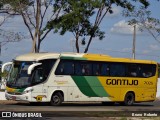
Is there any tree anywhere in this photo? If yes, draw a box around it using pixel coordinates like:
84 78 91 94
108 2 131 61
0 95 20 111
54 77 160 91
47 0 150 53
123 6 160 44
3 0 62 52
0 0 25 55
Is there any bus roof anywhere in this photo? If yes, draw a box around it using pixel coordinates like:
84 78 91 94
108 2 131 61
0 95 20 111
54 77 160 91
14 52 157 64
60 53 157 64
15 53 60 61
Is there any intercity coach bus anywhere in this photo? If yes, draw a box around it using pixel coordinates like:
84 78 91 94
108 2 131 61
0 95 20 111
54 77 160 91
1 53 158 106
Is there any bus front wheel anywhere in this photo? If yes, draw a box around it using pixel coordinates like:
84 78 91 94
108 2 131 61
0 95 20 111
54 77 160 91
50 92 63 106
123 92 135 106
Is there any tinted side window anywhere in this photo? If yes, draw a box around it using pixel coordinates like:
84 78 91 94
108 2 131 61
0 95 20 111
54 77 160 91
140 64 156 78
127 64 140 77
127 64 156 78
32 67 44 85
40 59 56 79
110 63 126 77
55 60 74 75
75 61 92 76
93 63 109 76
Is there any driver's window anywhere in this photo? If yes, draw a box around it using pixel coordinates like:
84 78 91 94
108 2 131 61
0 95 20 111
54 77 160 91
32 68 44 84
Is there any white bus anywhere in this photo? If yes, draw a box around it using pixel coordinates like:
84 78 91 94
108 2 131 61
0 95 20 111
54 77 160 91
2 53 158 106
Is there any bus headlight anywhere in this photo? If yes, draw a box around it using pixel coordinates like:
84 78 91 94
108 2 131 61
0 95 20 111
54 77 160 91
22 87 34 94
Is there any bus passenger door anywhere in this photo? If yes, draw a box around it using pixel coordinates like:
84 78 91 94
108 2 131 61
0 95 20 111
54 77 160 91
31 67 46 102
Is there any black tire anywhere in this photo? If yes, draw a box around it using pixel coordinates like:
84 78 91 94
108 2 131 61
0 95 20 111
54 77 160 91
50 92 63 106
102 102 115 106
123 92 135 106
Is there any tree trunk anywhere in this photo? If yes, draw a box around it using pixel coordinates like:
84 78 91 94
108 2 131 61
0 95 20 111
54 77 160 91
31 0 41 53
84 35 93 53
75 33 79 53
37 40 41 53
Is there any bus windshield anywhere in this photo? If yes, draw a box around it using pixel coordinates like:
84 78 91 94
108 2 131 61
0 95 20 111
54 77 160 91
7 59 56 89
7 61 33 88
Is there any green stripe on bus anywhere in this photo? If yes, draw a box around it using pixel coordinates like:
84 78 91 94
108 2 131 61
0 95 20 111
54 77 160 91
60 56 87 60
18 88 25 93
15 88 25 93
71 76 97 97
84 76 109 97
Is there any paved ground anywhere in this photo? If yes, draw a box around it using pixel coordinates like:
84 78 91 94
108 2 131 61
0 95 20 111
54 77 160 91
0 100 160 111
0 100 160 119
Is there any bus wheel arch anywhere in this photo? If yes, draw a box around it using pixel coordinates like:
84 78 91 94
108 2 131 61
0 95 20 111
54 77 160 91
50 90 64 106
123 91 135 106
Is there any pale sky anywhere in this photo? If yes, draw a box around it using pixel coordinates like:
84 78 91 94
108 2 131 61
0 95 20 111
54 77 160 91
1 1 160 63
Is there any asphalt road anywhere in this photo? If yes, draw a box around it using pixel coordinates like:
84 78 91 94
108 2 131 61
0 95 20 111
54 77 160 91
0 100 160 111
0 100 160 118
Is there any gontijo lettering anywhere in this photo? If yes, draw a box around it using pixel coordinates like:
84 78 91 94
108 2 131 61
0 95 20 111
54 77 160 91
106 79 138 85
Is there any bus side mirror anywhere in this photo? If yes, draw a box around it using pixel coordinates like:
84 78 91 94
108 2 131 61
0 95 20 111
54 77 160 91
1 62 13 73
28 63 42 75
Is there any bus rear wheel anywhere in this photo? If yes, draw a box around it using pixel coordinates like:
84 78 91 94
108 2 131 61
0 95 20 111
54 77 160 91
123 92 135 106
50 92 63 106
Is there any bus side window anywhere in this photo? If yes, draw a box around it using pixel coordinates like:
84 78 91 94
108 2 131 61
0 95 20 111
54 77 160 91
101 63 109 76
40 59 56 80
55 62 64 75
128 64 138 77
141 64 156 78
60 63 65 74
55 60 74 75
32 67 44 84
75 61 92 76
64 62 74 75
75 62 82 75
128 64 143 77
93 63 101 76
110 63 126 77
82 64 91 75
93 62 109 76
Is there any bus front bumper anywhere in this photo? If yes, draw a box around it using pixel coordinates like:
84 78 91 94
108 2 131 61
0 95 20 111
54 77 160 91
5 92 31 101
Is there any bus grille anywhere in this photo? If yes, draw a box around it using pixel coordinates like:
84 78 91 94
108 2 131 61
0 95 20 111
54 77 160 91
7 92 22 95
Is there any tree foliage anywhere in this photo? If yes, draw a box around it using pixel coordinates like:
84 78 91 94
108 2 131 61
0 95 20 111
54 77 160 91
123 5 160 43
1 0 62 53
0 0 26 55
47 0 150 53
